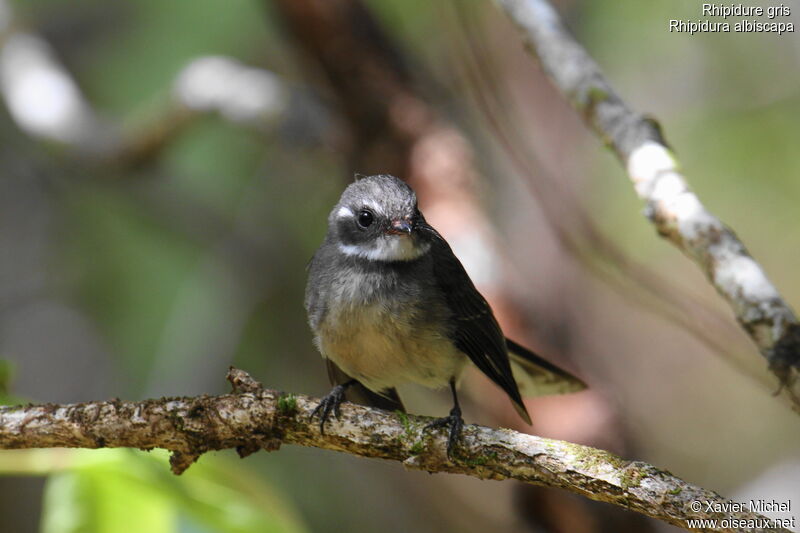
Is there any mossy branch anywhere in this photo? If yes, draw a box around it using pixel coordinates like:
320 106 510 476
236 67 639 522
0 368 788 533
494 0 800 410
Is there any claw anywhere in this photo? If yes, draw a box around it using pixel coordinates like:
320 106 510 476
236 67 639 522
424 406 464 460
310 383 350 434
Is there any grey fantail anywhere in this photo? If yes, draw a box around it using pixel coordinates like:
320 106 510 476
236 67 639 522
305 174 585 457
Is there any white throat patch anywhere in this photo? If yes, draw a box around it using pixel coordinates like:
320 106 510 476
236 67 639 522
338 236 430 262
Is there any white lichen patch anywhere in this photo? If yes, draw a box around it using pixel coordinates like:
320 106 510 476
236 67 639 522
627 142 679 198
0 409 27 427
627 143 717 245
714 255 779 304
648 172 686 204
676 199 719 243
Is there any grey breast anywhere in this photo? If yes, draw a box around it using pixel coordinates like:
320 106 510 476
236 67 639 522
305 243 466 392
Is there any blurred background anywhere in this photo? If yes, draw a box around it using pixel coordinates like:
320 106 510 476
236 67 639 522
0 0 798 532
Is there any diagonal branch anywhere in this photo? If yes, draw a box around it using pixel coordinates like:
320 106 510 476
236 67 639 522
494 0 800 408
0 369 789 533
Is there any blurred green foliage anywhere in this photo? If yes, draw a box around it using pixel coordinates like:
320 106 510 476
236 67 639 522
0 450 307 533
0 359 13 404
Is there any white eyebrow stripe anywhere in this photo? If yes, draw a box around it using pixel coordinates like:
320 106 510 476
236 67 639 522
361 201 382 214
336 206 354 218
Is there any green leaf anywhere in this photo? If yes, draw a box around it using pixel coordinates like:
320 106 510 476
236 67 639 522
41 466 174 533
174 454 307 533
27 449 307 533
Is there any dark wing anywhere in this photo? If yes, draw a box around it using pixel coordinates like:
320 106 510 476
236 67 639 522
326 359 405 413
505 338 587 396
422 224 531 425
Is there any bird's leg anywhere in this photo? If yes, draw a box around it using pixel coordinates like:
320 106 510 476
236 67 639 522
310 379 356 434
424 379 464 460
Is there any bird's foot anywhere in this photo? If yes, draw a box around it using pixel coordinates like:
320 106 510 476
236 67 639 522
424 405 464 460
310 383 350 434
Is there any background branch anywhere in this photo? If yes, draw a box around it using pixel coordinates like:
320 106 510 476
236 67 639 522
0 369 789 533
495 0 800 409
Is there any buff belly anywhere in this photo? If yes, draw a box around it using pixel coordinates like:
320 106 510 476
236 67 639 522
316 302 467 393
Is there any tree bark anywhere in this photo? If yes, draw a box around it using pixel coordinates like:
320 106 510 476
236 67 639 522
0 369 789 533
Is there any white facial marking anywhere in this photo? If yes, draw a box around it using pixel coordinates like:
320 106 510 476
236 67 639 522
336 206 354 218
361 201 383 216
338 237 430 262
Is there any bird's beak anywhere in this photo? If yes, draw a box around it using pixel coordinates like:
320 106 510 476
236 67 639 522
387 219 413 235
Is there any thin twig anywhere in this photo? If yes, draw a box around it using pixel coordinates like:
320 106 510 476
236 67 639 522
494 0 800 409
0 369 789 533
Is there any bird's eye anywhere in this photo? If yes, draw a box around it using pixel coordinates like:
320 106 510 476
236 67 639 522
357 209 374 228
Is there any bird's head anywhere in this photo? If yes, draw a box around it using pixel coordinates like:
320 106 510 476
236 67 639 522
328 174 431 262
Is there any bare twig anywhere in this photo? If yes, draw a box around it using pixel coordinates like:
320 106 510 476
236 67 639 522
495 0 800 408
0 369 790 533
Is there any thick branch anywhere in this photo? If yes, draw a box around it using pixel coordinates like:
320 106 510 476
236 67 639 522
0 369 788 533
494 0 800 408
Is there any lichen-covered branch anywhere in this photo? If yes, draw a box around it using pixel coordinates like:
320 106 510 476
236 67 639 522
494 0 800 408
0 369 788 533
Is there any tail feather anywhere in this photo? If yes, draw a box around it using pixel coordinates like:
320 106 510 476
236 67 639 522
506 338 586 397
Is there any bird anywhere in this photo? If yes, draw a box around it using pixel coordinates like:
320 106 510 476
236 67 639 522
304 174 585 458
